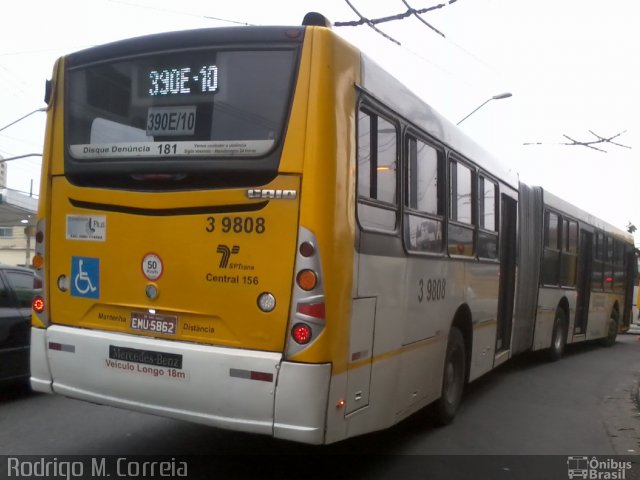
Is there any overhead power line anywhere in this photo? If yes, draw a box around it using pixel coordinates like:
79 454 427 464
401 0 446 38
335 0 458 28
337 0 461 46
524 130 632 153
335 0 484 89
336 0 498 80
341 0 403 45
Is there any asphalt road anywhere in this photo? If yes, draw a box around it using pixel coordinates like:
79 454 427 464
1 334 639 479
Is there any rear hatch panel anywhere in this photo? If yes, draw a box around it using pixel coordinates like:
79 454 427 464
47 174 300 352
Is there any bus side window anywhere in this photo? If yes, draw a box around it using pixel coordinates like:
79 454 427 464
613 239 625 293
604 235 615 292
357 108 398 231
448 159 475 256
592 232 604 291
405 136 444 253
478 175 498 259
542 211 560 285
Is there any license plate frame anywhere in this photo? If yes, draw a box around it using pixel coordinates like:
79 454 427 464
130 311 178 336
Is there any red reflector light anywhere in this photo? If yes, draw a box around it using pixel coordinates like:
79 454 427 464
49 342 62 351
292 323 312 345
32 296 45 314
250 371 274 382
35 231 44 243
296 302 325 319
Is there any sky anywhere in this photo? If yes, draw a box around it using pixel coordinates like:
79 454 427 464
1 0 638 241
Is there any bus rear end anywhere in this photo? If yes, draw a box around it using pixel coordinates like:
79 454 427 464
30 26 332 444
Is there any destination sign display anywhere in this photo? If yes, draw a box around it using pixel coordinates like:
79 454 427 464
147 65 218 96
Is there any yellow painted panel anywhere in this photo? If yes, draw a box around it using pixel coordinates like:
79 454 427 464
47 175 300 352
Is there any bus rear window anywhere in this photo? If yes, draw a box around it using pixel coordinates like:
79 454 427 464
65 48 297 181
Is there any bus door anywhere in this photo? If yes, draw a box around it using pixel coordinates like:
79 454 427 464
575 230 593 335
621 247 637 330
496 195 517 354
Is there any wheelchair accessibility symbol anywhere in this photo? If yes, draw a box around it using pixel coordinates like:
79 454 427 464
71 256 100 299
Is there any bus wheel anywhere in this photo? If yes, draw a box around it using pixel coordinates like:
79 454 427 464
547 308 567 362
600 313 618 347
433 327 466 426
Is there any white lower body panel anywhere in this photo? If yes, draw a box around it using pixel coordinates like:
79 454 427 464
31 326 330 444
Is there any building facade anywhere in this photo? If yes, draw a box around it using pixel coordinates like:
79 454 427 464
0 156 38 266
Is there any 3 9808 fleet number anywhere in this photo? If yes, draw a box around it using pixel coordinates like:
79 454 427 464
418 278 446 303
206 216 266 234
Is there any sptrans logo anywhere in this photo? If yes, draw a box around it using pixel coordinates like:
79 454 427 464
567 456 633 479
216 244 240 268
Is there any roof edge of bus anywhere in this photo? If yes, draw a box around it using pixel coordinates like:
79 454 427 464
64 26 306 66
358 52 520 191
539 186 633 238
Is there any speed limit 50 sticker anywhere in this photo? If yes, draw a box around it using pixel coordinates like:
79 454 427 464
142 253 163 281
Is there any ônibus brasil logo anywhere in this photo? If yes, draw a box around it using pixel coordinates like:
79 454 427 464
567 456 633 479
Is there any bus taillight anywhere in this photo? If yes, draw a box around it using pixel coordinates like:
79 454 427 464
32 254 44 269
299 241 315 257
286 226 326 357
31 218 49 325
32 296 45 314
296 269 318 291
33 219 45 270
291 323 312 344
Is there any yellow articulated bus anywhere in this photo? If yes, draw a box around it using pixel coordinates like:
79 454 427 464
30 14 635 445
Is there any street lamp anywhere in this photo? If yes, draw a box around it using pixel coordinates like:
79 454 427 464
456 92 512 126
0 107 47 134
0 153 42 163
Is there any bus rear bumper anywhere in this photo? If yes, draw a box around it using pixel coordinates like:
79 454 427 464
30 326 331 444
31 327 53 393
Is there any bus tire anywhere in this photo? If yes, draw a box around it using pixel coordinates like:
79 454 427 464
433 327 466 426
600 313 618 347
547 308 567 362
